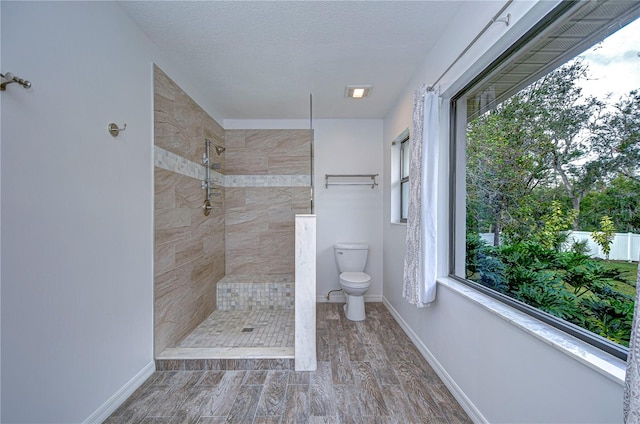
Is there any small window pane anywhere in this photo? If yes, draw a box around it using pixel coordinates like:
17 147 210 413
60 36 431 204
401 181 409 221
401 141 410 179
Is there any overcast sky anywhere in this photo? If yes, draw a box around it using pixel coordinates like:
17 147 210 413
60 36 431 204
579 16 640 101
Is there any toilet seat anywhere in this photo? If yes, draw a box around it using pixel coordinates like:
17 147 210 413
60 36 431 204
339 271 371 288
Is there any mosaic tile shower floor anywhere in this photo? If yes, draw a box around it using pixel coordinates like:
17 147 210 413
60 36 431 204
158 309 294 360
180 309 294 348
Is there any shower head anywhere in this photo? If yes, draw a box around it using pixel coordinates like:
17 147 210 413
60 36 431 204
205 139 225 155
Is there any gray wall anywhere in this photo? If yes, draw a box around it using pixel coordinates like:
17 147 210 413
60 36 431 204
0 2 219 422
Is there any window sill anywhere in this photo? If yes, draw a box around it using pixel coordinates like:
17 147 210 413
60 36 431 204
390 221 407 226
437 276 627 386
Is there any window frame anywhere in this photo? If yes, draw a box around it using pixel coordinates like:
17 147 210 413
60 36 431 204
448 0 639 361
399 134 410 223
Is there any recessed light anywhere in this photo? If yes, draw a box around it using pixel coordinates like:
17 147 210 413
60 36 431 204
345 85 373 99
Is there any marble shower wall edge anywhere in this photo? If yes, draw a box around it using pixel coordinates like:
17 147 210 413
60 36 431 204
155 146 310 187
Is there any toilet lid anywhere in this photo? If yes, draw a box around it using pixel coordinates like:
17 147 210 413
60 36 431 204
340 272 371 284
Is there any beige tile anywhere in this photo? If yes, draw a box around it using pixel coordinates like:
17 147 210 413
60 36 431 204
155 269 178 302
260 231 294 258
204 121 225 145
244 129 279 150
225 130 246 149
154 101 179 126
203 234 224 257
225 209 269 234
155 127 192 159
155 227 188 246
175 175 204 209
191 257 216 287
156 208 193 230
268 209 296 231
291 187 312 211
245 188 291 210
211 255 226 281
225 188 246 209
267 258 295 275
155 168 177 209
226 231 261 252
155 242 176 277
155 268 193 355
175 237 203 268
245 129 308 152
268 156 310 175
226 256 271 275
173 94 201 153
154 66 177 101
190 210 218 240
225 150 268 175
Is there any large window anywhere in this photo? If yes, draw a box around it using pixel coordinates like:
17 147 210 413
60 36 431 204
451 1 640 359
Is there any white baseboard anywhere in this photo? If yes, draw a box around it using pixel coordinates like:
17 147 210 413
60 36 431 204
381 297 487 424
83 360 155 424
316 294 383 303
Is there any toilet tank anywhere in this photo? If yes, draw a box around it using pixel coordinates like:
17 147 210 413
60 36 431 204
334 243 369 272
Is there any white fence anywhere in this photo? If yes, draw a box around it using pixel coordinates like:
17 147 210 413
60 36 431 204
479 231 640 262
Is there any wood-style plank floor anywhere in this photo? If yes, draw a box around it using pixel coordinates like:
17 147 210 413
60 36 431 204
106 303 471 423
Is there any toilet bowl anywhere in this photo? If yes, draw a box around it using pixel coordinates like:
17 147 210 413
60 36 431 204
339 272 371 321
334 243 371 321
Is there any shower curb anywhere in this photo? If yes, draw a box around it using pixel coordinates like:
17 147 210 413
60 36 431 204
155 357 294 371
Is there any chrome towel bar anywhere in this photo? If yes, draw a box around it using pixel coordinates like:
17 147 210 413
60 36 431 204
325 174 378 189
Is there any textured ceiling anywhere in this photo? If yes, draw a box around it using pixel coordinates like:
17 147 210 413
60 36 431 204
120 1 475 119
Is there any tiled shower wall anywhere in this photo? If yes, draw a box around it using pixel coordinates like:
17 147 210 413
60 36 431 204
225 130 311 276
153 66 311 355
154 66 225 356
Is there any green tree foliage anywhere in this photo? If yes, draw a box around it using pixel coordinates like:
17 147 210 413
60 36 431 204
594 90 640 183
467 92 550 245
467 60 639 236
523 61 607 228
580 176 640 233
592 216 616 259
535 200 578 250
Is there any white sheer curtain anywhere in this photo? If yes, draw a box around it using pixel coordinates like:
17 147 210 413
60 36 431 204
402 85 440 307
624 253 640 423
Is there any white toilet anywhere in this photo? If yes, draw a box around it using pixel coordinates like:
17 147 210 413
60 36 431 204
334 243 371 321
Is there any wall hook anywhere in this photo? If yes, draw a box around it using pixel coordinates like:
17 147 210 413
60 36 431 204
108 123 127 137
493 13 511 27
1 72 31 91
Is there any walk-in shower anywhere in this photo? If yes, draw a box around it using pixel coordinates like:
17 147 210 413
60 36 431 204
153 66 312 369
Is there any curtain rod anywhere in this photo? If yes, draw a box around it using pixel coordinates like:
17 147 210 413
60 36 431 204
429 0 513 91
